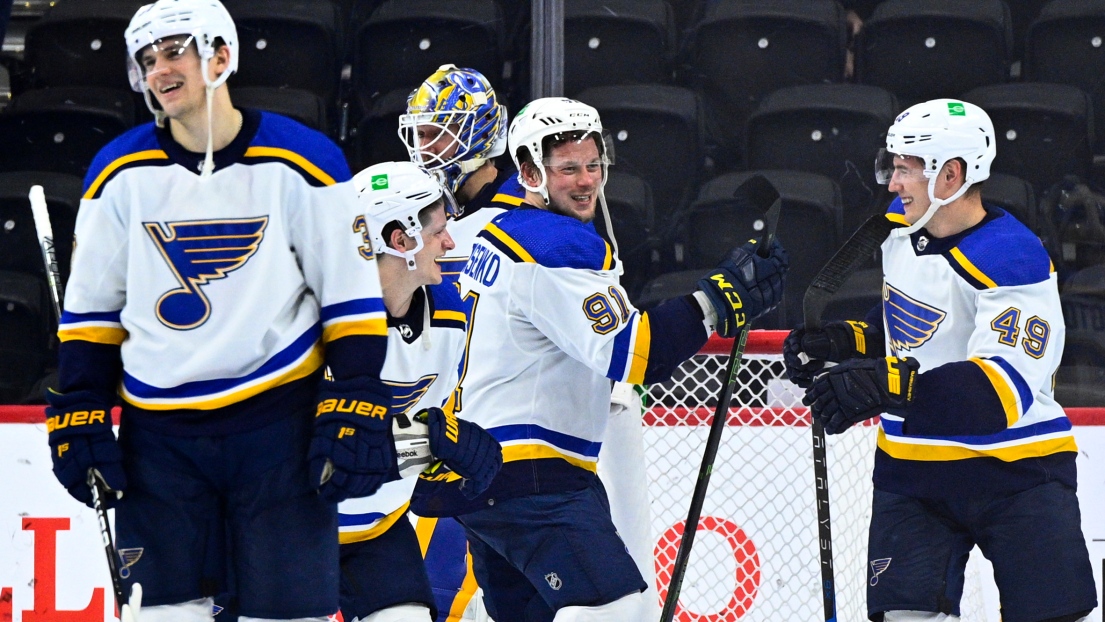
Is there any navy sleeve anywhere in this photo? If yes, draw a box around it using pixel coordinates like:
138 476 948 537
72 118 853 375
57 341 122 404
902 361 1008 436
641 295 710 385
325 335 388 381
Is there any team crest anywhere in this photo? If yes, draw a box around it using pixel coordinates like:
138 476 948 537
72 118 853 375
117 547 144 579
145 217 268 330
869 558 892 586
386 374 438 416
545 572 563 591
883 283 946 352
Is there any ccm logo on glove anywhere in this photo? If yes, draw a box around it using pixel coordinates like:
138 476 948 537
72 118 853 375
707 275 747 322
316 399 388 419
47 409 108 432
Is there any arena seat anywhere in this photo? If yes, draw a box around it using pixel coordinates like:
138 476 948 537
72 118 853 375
980 172 1037 232
1025 0 1105 153
964 82 1094 194
687 0 848 166
679 169 843 328
0 87 134 177
349 87 412 172
0 270 54 403
744 83 898 234
595 171 657 300
577 84 702 228
563 0 676 96
352 0 503 107
855 0 1011 105
24 0 146 90
0 171 82 282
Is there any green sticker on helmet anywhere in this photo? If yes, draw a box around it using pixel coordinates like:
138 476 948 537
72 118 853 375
948 102 966 116
371 174 389 189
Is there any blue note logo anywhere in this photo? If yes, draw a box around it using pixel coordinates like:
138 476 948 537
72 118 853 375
386 374 438 416
869 557 891 586
884 283 946 352
145 217 268 329
117 547 144 579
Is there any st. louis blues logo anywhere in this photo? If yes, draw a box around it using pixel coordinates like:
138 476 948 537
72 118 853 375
869 557 891 586
117 547 144 579
145 217 268 329
386 374 438 416
884 283 946 352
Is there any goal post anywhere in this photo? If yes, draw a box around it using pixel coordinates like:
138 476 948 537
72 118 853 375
644 330 991 621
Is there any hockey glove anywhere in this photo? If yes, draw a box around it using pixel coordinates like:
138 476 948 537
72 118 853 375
309 376 397 504
697 238 789 338
783 321 883 388
414 407 502 500
803 356 920 435
45 389 126 507
392 411 434 478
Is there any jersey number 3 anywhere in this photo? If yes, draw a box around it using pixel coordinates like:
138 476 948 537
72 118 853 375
990 307 1051 359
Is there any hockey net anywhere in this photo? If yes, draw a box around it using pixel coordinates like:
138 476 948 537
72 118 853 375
645 331 990 621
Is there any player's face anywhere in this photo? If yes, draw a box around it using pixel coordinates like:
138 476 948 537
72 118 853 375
542 138 603 223
138 36 228 120
416 123 462 164
416 204 455 285
887 155 930 224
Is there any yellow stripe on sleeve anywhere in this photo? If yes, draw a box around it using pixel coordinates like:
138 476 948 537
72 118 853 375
484 223 536 263
877 428 1078 462
950 247 998 289
244 146 337 186
433 309 467 323
625 313 652 385
322 318 388 342
338 501 411 544
969 357 1020 426
83 150 170 199
58 326 128 345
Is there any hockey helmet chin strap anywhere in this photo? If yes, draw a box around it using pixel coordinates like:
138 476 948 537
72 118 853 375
891 164 975 238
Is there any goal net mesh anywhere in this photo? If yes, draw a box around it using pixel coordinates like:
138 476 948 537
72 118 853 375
644 331 989 621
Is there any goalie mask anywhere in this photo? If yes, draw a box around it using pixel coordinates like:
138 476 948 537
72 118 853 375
875 99 995 236
398 65 507 200
353 161 458 271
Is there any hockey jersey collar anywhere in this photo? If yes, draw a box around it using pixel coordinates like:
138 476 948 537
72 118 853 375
907 204 1004 256
155 107 262 175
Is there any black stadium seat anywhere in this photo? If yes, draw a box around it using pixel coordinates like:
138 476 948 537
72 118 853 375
856 0 1011 105
980 173 1037 232
228 0 343 107
0 171 83 284
679 169 843 328
352 0 503 106
350 87 413 172
577 84 702 228
964 82 1094 194
687 0 848 163
563 0 676 97
1025 0 1105 153
24 0 147 90
596 171 656 300
744 83 898 234
0 270 55 403
0 87 135 177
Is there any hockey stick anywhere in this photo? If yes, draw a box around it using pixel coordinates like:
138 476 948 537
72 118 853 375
660 174 780 622
31 186 142 622
802 212 902 622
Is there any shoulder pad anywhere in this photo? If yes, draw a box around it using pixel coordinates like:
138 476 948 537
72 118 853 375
945 209 1054 289
244 111 352 186
82 123 169 199
477 209 617 271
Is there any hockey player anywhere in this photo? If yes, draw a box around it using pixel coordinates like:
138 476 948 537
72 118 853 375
437 97 789 620
784 99 1097 622
44 0 396 619
338 161 503 622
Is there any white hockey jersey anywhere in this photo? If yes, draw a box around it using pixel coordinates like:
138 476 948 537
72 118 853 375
338 284 467 544
58 111 387 424
874 201 1077 497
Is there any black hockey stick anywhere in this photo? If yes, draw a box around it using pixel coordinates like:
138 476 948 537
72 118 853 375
660 174 780 622
31 185 141 621
802 212 902 622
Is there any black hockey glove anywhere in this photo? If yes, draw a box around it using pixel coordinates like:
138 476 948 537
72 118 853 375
45 389 126 507
415 407 502 500
309 376 397 503
697 238 789 338
783 321 883 388
803 356 920 435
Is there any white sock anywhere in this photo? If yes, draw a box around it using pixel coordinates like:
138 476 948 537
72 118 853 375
139 597 214 622
883 611 960 622
353 603 433 622
552 592 644 622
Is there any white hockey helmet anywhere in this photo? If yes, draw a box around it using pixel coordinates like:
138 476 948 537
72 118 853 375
125 0 238 97
353 161 456 270
507 97 613 204
876 98 996 235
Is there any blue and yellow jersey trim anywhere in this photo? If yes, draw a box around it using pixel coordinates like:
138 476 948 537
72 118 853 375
428 282 467 331
490 423 601 473
58 310 127 345
248 111 353 184
241 146 337 188
120 323 324 410
607 312 652 384
878 414 1076 462
320 298 388 342
338 501 410 544
84 149 171 200
969 356 1034 426
943 210 1053 290
483 209 618 271
885 196 910 226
